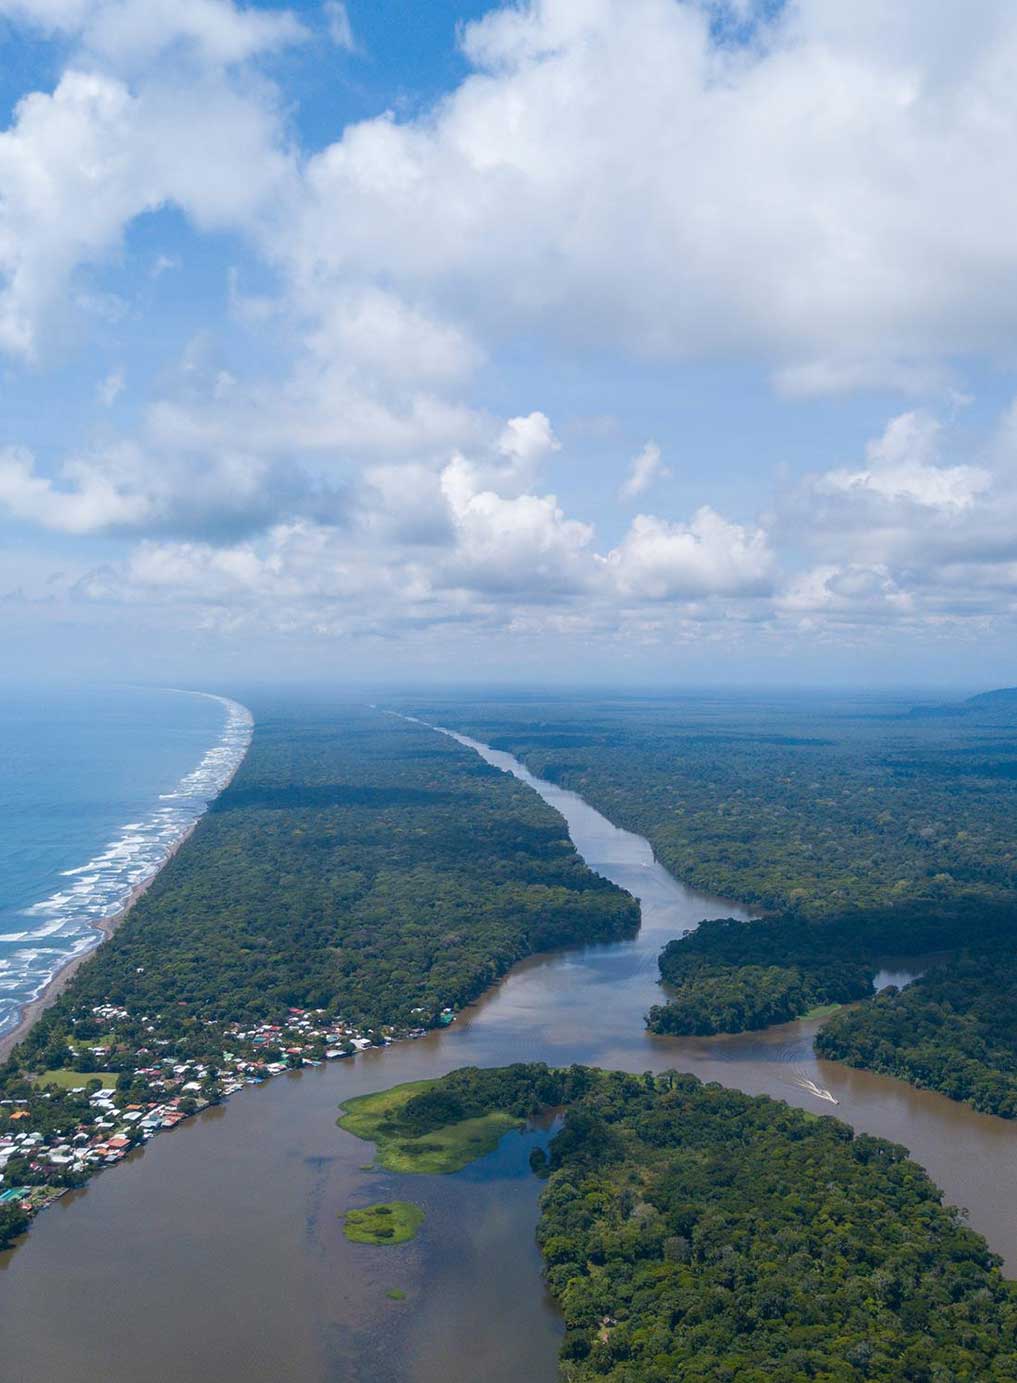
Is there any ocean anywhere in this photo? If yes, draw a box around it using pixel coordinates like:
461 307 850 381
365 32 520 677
0 686 253 1041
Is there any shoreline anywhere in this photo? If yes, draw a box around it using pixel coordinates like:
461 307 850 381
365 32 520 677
0 820 200 1066
0 698 253 1066
5 722 1017 1289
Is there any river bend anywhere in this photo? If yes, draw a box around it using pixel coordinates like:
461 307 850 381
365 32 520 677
1 727 1015 1382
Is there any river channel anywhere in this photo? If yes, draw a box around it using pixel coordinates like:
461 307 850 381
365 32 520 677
2 727 1016 1382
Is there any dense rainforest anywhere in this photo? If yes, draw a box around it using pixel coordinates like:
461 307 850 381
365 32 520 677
411 692 1017 933
816 950 1017 1118
358 1062 1017 1381
642 906 1012 1038
409 692 1017 1074
31 706 635 1032
647 918 874 1035
0 705 637 1247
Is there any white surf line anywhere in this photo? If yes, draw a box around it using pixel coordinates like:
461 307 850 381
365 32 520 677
0 691 254 1038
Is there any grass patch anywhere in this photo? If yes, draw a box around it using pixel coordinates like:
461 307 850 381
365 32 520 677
33 1070 118 1090
342 1201 424 1246
338 1079 520 1174
800 1003 843 1021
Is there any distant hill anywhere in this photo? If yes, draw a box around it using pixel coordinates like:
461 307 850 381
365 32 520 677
911 685 1017 717
964 686 1017 708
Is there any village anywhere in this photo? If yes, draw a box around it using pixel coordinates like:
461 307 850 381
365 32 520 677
1 1001 452 1229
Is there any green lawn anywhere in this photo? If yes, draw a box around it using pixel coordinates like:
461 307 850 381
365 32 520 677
338 1079 520 1174
799 1002 844 1021
342 1201 425 1246
33 1070 118 1090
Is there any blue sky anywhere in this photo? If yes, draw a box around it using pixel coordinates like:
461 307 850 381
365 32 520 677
3 0 1017 689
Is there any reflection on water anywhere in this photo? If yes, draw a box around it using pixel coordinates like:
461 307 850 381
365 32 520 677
2 729 1016 1383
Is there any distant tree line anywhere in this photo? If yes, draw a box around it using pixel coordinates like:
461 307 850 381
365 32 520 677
420 696 1017 935
415 696 1017 1099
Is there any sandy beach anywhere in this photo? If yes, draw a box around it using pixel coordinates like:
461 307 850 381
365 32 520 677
0 696 253 1066
0 820 201 1065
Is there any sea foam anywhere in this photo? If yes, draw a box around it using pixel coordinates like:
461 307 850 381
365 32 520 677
0 693 253 1036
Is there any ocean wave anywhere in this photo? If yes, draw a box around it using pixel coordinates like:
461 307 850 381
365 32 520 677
0 693 253 1037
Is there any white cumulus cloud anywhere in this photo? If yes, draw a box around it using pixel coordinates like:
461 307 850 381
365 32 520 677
97 368 125 407
0 5 298 359
818 412 991 512
278 0 1017 391
601 508 774 600
619 441 668 500
0 0 305 67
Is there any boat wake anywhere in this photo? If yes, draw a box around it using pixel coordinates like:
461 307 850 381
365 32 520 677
789 1070 840 1105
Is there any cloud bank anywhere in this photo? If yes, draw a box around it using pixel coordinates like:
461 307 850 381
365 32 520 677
3 0 1017 672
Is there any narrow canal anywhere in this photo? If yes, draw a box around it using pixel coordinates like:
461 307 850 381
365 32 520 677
2 725 1015 1383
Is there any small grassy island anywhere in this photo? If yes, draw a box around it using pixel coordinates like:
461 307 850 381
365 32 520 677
0 707 638 1252
342 1201 424 1246
340 1063 1017 1380
338 1078 521 1174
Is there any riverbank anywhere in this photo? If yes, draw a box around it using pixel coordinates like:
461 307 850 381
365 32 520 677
4 721 1017 1383
0 708 637 1251
340 1063 1017 1381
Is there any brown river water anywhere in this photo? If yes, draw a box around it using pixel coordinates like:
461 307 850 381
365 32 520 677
2 730 1016 1382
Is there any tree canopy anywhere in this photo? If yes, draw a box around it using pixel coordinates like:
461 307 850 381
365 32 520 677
415 696 1017 1093
364 1063 1017 1381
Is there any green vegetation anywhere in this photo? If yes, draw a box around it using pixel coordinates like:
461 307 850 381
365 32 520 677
33 1069 118 1090
817 950 1017 1118
0 704 636 1245
647 917 874 1035
356 1063 1017 1380
0 1202 29 1250
413 694 1017 1090
342 1201 424 1246
800 1001 843 1020
386 1288 407 1301
417 693 1017 937
339 1078 521 1173
647 963 863 1035
21 707 636 1039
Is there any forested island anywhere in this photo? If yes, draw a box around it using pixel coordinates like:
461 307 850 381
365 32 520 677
646 917 874 1035
340 1062 1017 1380
410 692 1017 1091
0 706 637 1247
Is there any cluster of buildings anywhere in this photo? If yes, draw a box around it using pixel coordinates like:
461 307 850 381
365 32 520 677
0 1083 204 1208
1 1001 453 1228
220 1008 388 1065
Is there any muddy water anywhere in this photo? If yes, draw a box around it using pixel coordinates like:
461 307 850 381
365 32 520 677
2 731 1016 1383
